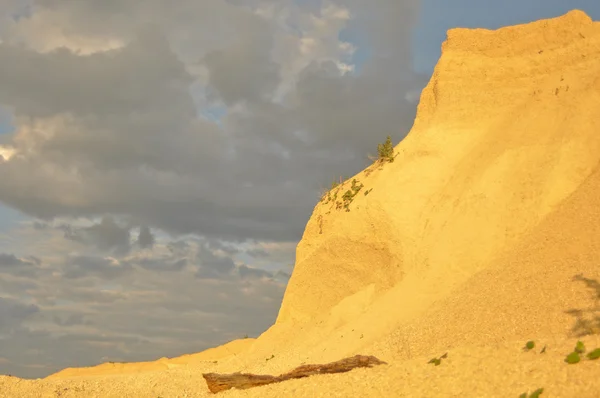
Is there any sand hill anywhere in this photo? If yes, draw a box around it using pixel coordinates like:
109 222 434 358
2 9 600 397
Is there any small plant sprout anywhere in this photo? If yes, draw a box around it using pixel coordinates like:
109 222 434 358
523 341 535 351
427 352 448 366
563 340 600 363
587 348 600 360
519 387 544 398
565 340 586 364
377 135 395 163
338 179 364 212
565 351 581 364
575 341 586 354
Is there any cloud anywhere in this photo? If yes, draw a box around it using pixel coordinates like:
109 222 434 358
0 0 424 378
203 15 279 105
0 0 424 244
194 243 237 279
63 255 132 280
0 27 190 118
130 257 187 273
245 247 270 258
0 253 40 277
0 219 289 378
0 297 40 332
0 253 29 267
52 313 90 327
237 264 273 279
59 216 132 256
136 226 155 249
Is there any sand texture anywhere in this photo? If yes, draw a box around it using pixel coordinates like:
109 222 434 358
3 9 600 397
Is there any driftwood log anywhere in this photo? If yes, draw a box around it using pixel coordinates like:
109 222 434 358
202 354 387 393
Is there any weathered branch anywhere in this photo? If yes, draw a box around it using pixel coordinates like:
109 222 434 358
202 354 387 393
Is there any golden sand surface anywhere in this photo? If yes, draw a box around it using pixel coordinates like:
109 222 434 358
2 9 600 397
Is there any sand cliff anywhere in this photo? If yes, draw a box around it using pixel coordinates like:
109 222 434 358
2 9 600 397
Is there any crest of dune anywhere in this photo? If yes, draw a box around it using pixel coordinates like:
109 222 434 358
4 9 600 397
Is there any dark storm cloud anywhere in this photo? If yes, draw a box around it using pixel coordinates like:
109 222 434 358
63 255 132 280
237 264 273 279
166 240 190 255
206 239 241 255
0 0 423 244
0 297 40 332
0 28 191 119
245 247 270 258
52 313 90 327
203 18 279 105
136 226 155 249
195 253 236 279
0 253 29 267
80 217 132 254
130 257 187 272
0 253 40 277
59 217 132 255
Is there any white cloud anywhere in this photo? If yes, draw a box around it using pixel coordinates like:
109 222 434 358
0 145 15 161
2 8 125 54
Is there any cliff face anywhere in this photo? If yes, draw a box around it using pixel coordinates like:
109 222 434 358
275 9 600 328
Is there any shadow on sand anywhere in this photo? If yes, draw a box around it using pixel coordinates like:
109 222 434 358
566 274 600 337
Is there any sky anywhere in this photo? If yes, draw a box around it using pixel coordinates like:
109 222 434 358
0 0 599 379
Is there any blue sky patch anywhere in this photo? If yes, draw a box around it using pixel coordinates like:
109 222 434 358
338 26 371 75
0 106 15 135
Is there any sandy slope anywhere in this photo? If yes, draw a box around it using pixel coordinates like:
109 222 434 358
44 338 257 379
3 9 600 397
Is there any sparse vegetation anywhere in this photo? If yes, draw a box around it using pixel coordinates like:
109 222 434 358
320 177 364 212
321 177 345 204
341 179 364 212
512 338 600 396
522 340 546 354
563 340 600 364
320 136 395 208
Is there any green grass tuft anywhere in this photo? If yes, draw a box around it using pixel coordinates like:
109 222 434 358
524 341 535 351
377 135 395 163
586 348 600 360
519 387 544 398
565 351 581 364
